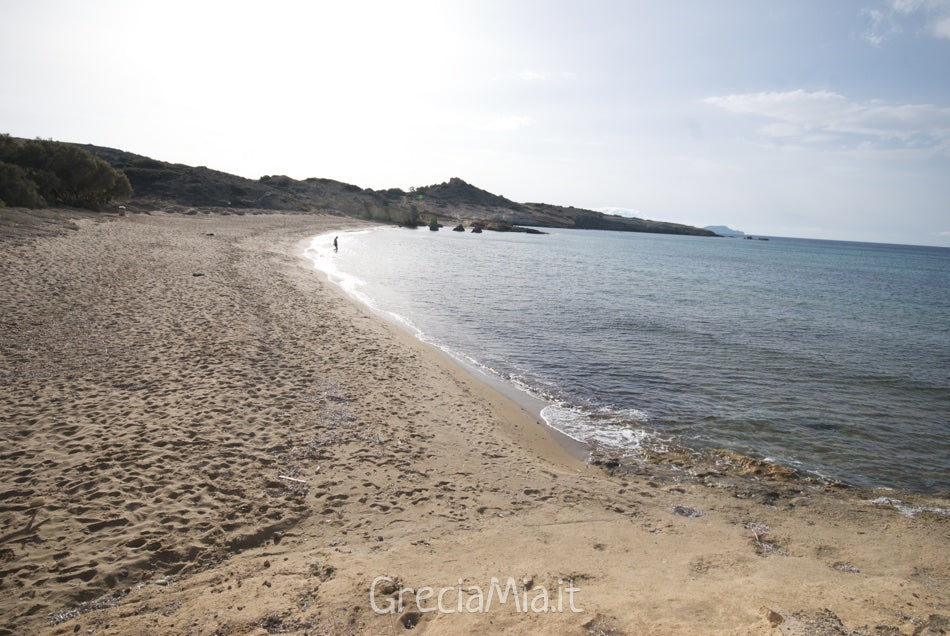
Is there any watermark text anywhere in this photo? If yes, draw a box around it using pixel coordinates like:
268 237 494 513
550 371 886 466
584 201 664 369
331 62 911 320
370 576 582 615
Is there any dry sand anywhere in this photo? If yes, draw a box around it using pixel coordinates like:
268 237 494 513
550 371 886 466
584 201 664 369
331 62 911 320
0 209 947 635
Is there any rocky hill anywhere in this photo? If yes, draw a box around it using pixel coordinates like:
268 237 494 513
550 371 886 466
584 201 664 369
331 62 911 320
705 225 745 237
80 143 716 236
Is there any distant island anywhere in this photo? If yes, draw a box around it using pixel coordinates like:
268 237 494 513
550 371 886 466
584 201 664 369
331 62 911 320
704 225 746 237
2 134 717 237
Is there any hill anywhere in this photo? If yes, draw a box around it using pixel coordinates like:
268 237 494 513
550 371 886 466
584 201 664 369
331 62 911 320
78 143 716 236
704 225 745 237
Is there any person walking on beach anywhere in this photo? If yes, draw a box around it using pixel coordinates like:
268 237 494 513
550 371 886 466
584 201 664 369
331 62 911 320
333 236 338 252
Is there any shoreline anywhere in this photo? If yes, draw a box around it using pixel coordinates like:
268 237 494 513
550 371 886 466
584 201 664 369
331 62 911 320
298 230 591 464
298 226 943 498
293 232 589 469
1 209 946 635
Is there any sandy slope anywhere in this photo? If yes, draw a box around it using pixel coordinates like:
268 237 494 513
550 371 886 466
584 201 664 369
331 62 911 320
0 210 946 635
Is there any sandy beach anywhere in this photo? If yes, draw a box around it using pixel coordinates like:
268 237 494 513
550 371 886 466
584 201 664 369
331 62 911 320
1 209 947 635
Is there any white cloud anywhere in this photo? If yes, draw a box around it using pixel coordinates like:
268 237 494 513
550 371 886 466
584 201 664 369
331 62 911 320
891 0 950 14
862 0 950 43
704 90 950 151
862 7 892 45
758 122 805 138
931 12 950 36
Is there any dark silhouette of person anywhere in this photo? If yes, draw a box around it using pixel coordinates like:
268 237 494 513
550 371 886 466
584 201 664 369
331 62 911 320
333 236 338 252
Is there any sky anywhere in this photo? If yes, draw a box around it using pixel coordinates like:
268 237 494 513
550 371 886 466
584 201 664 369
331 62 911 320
2 0 949 246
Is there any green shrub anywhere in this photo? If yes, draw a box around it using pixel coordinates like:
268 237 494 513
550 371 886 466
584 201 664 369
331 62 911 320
130 157 166 170
0 134 132 210
0 160 47 208
121 166 179 186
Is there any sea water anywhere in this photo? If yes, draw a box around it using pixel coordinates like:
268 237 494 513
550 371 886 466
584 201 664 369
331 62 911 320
306 227 950 493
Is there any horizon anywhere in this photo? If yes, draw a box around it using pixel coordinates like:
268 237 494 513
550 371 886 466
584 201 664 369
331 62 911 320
6 132 950 248
2 1 949 247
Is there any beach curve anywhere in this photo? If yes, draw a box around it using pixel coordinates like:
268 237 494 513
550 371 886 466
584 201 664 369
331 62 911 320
0 209 946 635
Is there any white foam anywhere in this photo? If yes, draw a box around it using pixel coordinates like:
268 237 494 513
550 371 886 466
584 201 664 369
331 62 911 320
305 229 658 457
305 231 529 384
304 230 374 306
541 403 652 451
304 229 427 338
870 496 950 518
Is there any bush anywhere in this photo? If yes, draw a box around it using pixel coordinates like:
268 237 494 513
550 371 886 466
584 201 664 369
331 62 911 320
129 157 166 170
0 134 132 210
0 161 47 208
121 166 179 186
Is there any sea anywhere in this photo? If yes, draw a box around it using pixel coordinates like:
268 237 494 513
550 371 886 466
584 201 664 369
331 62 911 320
305 226 950 494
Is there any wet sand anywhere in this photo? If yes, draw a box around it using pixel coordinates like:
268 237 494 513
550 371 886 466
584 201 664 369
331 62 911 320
0 209 947 635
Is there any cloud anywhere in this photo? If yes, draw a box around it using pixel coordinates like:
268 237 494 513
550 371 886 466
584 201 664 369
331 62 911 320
472 115 533 132
862 7 892 45
861 0 950 44
704 90 950 151
932 12 950 36
891 0 949 14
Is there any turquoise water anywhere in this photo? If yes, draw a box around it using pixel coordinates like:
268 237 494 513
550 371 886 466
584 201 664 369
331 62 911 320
307 227 950 493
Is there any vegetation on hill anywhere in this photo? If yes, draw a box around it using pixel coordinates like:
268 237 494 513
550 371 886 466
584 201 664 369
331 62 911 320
0 135 131 210
74 141 716 237
80 144 422 225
